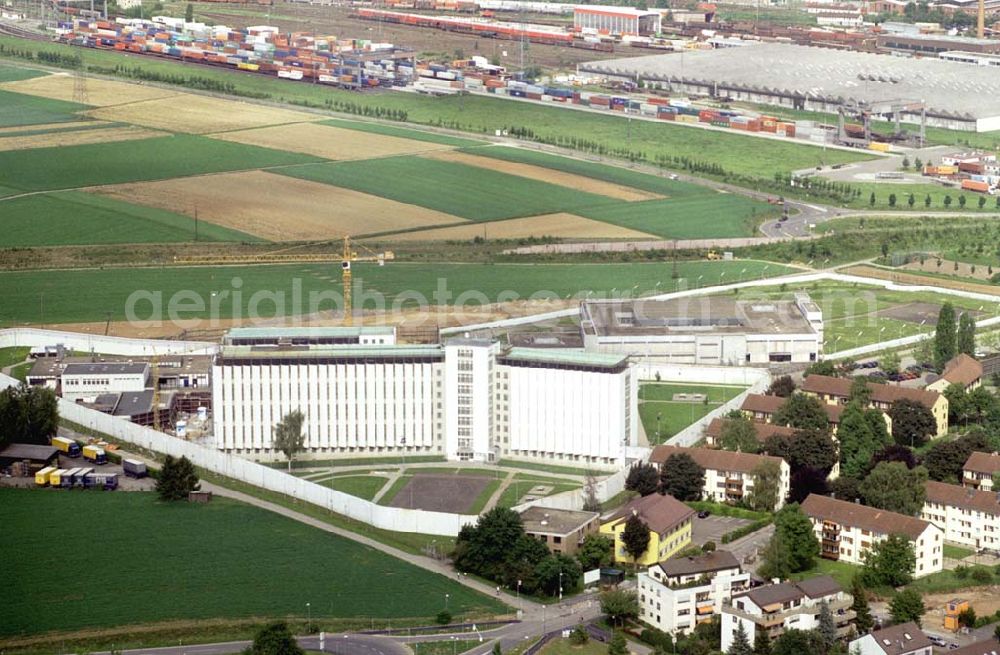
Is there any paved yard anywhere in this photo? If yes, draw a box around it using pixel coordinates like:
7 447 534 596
691 515 750 547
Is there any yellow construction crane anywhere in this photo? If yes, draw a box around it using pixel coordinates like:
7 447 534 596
341 235 392 326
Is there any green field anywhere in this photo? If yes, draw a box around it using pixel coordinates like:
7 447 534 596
0 38 873 180
0 88 89 128
496 475 581 509
834 181 1000 212
639 383 748 443
577 194 768 239
278 157 615 222
0 63 48 82
321 118 486 148
0 134 319 193
0 191 260 246
0 346 29 368
0 260 794 326
322 474 390 501
0 489 506 637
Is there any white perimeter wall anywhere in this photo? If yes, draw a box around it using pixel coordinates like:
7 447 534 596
0 327 217 356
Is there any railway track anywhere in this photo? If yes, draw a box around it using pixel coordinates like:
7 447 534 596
0 21 52 41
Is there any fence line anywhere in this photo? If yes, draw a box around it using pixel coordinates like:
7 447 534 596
0 328 218 356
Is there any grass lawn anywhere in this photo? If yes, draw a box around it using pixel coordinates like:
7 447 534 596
412 640 483 655
321 118 486 148
0 88 90 128
0 346 29 368
0 63 48 82
638 383 747 443
495 476 581 509
789 558 861 590
497 461 597 477
0 260 793 326
0 133 319 193
906 565 1000 595
0 488 507 638
468 479 503 514
639 383 747 404
833 182 1000 213
943 544 975 560
0 38 872 180
9 361 32 382
321 475 390 501
0 191 261 246
277 156 615 222
575 194 770 239
537 637 608 655
377 475 412 506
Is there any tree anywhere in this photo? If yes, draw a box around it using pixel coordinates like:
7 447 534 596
659 453 705 501
273 410 307 472
577 534 613 571
862 534 916 587
838 402 888 479
958 606 977 628
908 194 915 209
890 588 926 626
786 428 838 474
925 194 932 208
889 193 897 208
923 430 991 482
879 351 901 375
625 462 659 497
453 507 544 586
569 625 589 645
243 622 303 655
753 629 772 655
728 622 753 655
534 554 581 597
817 600 838 655
155 455 200 501
772 629 819 655
774 503 819 573
850 574 874 634
849 376 872 405
185 2 193 21
902 155 910 170
806 361 838 377
859 462 928 516
600 589 638 627
758 530 792 581
934 302 957 371
945 195 953 208
773 393 830 432
960 195 967 209
889 399 936 448
958 312 976 356
789 466 829 504
869 192 877 207
867 444 918 474
608 630 628 655
829 475 862 503
719 414 761 453
621 514 651 564
747 460 782 511
767 375 797 398
582 470 601 512
993 623 1000 641
0 384 59 448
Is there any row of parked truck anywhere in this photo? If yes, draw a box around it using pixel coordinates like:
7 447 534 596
35 466 120 490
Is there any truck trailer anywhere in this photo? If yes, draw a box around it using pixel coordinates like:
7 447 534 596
35 466 56 486
82 445 107 465
122 459 147 478
52 436 82 458
84 472 119 490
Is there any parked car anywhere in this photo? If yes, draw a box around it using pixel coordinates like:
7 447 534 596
697 510 710 519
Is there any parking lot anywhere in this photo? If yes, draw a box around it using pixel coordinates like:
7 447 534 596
691 514 750 546
0 451 155 492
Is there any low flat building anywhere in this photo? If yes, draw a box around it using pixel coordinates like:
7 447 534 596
649 445 790 510
638 550 750 636
849 622 932 655
600 493 695 566
921 480 1000 551
61 362 150 402
519 506 600 556
573 5 661 36
721 575 855 652
0 443 59 471
962 451 1000 491
580 294 823 365
926 353 983 393
222 326 397 347
801 374 947 438
801 494 943 577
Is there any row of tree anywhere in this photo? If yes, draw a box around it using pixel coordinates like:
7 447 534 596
0 384 59 449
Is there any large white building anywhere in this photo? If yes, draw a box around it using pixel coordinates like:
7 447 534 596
721 576 855 652
61 362 150 402
639 550 751 636
922 480 1000 552
212 328 637 466
581 293 823 365
801 494 944 578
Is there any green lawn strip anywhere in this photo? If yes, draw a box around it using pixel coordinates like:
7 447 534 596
377 475 413 506
639 401 717 443
497 461 603 477
905 565 1000 595
943 544 975 560
0 260 793 326
9 361 32 382
412 639 483 655
275 156 617 221
788 558 861 591
0 489 504 638
321 118 486 147
265 455 445 469
321 475 391 501
0 191 261 247
0 121 124 139
599 489 636 513
833 181 1000 213
496 480 580 509
0 133 320 193
574 193 771 239
537 637 608 655
0 88 90 128
0 63 48 82
639 383 748 404
0 346 29 368
467 479 503 514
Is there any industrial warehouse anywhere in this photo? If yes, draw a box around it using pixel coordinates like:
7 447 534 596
579 42 1000 132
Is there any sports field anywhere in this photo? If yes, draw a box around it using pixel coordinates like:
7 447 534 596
638 383 748 443
0 260 793 325
0 489 506 637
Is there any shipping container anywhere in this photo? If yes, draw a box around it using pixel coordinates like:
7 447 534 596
35 466 56 486
962 179 990 192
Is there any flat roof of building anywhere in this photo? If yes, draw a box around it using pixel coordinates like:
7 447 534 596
574 5 660 16
63 362 148 376
655 550 740 577
29 355 211 379
501 347 629 369
581 296 816 338
580 42 1000 120
520 506 599 536
218 344 444 361
0 443 59 462
226 326 395 338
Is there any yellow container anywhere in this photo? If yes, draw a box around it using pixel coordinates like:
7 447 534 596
35 466 56 486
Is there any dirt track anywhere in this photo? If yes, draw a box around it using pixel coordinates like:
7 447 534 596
842 265 1000 296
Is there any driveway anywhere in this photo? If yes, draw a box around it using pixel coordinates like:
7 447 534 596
691 515 750 547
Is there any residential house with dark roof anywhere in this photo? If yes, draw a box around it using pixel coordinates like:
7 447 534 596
650 445 790 511
703 417 842 480
947 637 1000 655
849 622 932 655
921 480 1000 551
800 374 948 438
639 550 750 636
963 451 1000 491
926 353 983 393
721 575 855 651
739 393 848 432
800 494 943 577
600 493 695 565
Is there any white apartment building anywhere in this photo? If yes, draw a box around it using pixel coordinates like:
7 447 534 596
721 576 855 652
801 494 944 578
922 480 1000 552
963 451 1000 492
638 551 750 636
212 329 637 466
649 445 791 511
61 362 150 402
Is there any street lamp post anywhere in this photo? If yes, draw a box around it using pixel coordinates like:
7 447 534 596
445 593 450 611
558 570 563 603
306 602 311 631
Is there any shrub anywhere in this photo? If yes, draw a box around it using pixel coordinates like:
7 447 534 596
722 518 772 544
971 566 994 584
436 610 452 625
